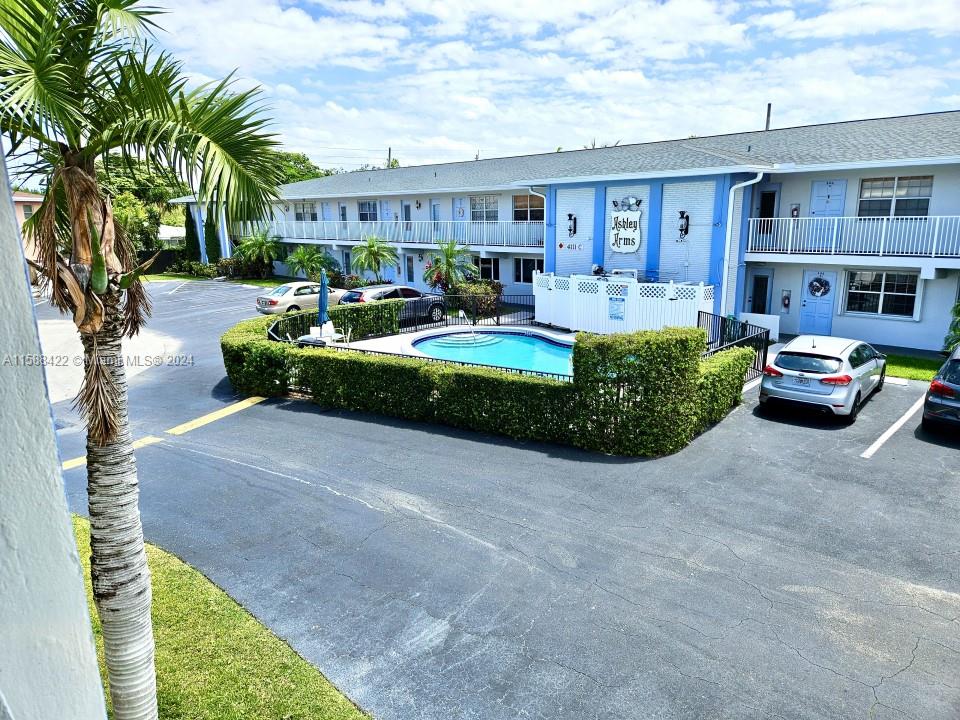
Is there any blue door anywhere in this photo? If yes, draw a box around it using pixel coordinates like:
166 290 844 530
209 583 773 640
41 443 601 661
799 270 837 336
808 180 846 252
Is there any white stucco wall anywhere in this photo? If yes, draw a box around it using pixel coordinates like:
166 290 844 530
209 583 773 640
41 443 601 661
725 186 745 314
0 163 107 718
745 261 957 350
766 164 960 218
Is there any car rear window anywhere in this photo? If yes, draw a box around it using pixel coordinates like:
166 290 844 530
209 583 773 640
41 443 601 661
941 359 960 385
268 284 292 296
340 290 362 303
775 352 842 374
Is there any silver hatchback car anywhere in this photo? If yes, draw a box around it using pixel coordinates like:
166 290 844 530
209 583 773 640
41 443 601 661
759 335 886 424
255 281 346 315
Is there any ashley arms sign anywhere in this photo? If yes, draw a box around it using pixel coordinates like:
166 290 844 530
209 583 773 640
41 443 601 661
609 212 641 253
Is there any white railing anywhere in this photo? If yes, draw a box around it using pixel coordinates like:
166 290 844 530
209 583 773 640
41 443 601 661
533 272 714 334
747 216 960 257
264 219 545 248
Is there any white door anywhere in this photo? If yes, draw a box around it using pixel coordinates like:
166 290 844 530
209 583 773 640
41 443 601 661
809 180 846 251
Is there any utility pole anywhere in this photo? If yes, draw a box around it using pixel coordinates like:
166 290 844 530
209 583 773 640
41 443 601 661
765 103 772 131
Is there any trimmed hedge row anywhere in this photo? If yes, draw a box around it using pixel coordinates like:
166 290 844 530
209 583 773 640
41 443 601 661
328 299 403 340
221 319 754 456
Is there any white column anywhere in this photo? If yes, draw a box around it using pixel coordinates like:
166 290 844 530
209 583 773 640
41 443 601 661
0 157 108 718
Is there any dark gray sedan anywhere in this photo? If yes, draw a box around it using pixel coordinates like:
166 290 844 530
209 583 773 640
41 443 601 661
922 345 960 431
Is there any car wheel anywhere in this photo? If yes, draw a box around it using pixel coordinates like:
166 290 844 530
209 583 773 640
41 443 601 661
875 368 886 392
842 392 862 425
429 304 444 322
287 305 300 312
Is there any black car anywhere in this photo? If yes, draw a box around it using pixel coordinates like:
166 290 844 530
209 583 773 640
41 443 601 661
922 345 960 431
338 284 446 323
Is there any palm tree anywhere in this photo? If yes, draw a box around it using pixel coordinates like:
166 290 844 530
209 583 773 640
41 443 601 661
0 3 281 717
234 228 281 277
284 244 340 281
944 301 960 352
423 239 477 291
351 235 398 283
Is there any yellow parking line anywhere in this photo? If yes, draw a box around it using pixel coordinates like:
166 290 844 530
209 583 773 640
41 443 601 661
164 396 266 436
61 435 165 471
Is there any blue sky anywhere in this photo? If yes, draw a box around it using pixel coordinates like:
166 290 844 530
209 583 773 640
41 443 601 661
155 0 960 169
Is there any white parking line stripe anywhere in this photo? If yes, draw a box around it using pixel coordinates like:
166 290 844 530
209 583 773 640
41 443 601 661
166 282 189 295
743 377 762 393
885 376 909 386
861 395 926 459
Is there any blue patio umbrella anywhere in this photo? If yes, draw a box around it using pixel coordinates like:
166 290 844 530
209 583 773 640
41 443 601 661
317 269 330 325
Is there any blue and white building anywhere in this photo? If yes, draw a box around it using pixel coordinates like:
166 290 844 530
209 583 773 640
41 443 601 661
180 111 960 351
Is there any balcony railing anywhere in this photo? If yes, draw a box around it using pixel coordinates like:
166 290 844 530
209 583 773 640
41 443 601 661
264 219 545 248
747 216 960 257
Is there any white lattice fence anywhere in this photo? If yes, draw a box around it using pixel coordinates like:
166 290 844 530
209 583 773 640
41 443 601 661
532 272 714 333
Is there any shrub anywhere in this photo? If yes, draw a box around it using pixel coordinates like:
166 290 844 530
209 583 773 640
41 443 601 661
572 327 705 456
697 347 755 427
183 209 201 261
220 320 751 457
221 316 291 395
204 210 221 263
168 259 218 278
448 280 503 317
328 300 403 340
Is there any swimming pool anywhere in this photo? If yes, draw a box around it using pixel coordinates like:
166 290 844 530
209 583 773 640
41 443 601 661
413 331 573 376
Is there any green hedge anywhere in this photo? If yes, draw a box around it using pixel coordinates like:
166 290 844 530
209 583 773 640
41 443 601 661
697 347 755 427
221 315 291 396
328 300 403 340
221 320 754 456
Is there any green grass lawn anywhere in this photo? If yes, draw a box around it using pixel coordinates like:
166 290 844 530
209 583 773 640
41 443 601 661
144 273 201 282
884 353 944 382
73 517 367 720
226 277 291 288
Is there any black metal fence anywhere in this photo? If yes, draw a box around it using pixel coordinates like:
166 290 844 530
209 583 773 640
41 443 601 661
320 345 573 383
698 311 770 380
268 293 537 343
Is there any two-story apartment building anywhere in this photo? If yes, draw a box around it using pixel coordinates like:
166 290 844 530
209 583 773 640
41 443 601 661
178 111 960 351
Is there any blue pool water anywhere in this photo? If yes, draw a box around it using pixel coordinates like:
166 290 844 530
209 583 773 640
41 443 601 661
414 331 573 376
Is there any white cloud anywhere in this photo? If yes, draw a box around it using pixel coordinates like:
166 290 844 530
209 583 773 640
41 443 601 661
150 0 960 169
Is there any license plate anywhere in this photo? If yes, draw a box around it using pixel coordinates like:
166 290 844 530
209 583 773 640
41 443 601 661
794 377 810 386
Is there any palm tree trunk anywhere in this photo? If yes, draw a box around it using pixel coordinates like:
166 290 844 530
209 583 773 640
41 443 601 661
82 293 157 720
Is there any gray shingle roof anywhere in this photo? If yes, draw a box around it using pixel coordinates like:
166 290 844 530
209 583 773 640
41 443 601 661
172 111 960 203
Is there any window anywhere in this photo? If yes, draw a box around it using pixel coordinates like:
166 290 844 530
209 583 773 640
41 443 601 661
512 194 544 222
338 204 348 222
858 176 932 217
470 195 498 222
405 255 414 283
514 257 544 284
399 287 421 298
22 204 34 219
358 201 378 222
294 202 317 222
472 256 499 281
848 344 875 368
342 250 351 271
845 271 918 318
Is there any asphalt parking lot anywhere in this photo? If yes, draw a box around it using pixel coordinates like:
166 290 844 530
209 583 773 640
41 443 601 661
53 280 960 720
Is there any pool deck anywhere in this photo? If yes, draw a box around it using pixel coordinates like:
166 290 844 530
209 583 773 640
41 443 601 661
338 324 577 358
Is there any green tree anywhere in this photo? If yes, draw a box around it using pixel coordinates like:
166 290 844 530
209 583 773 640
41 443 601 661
113 191 154 251
284 244 340 280
204 208 221 263
423 240 477 291
0 3 281 716
351 235 398 283
183 207 201 261
273 150 336 184
234 229 281 278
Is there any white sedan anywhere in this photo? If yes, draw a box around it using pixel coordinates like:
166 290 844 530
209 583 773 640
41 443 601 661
759 335 887 424
255 281 346 315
